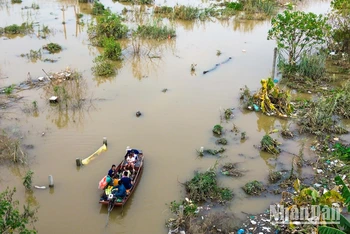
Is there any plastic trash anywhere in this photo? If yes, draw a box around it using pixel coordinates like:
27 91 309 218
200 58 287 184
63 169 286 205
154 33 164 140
273 79 278 83
237 229 245 234
253 104 260 111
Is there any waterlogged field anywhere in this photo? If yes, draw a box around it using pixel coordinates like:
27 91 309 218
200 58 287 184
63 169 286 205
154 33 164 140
0 0 334 233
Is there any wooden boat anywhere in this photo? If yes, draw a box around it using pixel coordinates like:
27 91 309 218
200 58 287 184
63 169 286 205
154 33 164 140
99 148 144 207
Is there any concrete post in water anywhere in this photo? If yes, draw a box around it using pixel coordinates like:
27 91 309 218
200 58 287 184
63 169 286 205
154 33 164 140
76 158 82 167
48 175 54 187
103 137 107 146
272 47 278 79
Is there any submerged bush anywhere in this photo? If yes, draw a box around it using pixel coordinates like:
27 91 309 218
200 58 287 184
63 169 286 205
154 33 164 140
88 11 128 46
136 21 175 40
242 180 265 195
185 168 233 202
4 23 33 34
43 43 62 53
212 124 223 135
226 2 243 10
92 1 106 15
174 5 200 20
102 37 122 61
92 56 116 76
154 6 173 14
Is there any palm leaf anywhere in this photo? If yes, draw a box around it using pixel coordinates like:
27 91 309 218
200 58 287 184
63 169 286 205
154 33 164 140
335 176 350 211
318 226 346 234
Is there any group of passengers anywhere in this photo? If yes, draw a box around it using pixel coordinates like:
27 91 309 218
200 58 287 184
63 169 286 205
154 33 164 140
104 152 138 201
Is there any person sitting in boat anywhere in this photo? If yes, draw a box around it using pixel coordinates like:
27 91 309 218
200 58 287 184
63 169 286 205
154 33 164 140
124 153 136 172
108 164 117 178
112 180 126 199
120 171 133 190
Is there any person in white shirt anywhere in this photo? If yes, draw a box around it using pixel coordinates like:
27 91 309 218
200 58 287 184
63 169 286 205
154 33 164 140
124 153 136 171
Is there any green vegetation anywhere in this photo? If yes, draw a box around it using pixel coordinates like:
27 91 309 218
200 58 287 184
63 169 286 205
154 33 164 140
76 13 83 19
169 199 198 216
240 78 293 117
11 0 22 3
22 49 42 61
242 180 265 195
173 5 200 20
212 124 223 135
221 163 244 177
216 138 227 145
43 43 62 53
329 0 350 53
199 147 226 156
92 56 116 76
226 2 243 10
241 0 277 16
260 134 281 155
298 83 350 135
268 170 282 183
136 21 175 40
223 108 233 120
4 85 14 95
31 3 39 9
92 0 106 15
0 131 26 163
102 37 122 61
268 10 330 65
333 143 350 161
184 167 233 202
0 188 37 233
23 170 34 191
88 11 128 46
4 23 33 34
154 6 173 14
78 0 88 2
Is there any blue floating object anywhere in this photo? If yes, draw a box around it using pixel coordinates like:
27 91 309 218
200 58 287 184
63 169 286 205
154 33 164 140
273 79 278 83
237 229 245 234
253 104 260 111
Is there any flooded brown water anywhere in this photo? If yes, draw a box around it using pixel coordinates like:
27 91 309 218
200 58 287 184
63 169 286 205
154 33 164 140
0 0 332 233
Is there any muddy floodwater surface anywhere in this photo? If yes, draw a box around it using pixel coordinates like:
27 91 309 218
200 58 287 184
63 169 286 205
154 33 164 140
0 0 332 233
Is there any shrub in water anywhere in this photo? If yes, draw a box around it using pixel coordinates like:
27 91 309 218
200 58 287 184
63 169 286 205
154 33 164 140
102 37 122 61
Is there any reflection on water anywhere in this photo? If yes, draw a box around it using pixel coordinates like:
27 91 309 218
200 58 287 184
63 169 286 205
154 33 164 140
256 112 276 134
232 18 267 33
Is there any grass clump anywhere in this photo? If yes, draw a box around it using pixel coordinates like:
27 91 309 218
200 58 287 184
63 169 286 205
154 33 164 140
4 85 15 95
23 170 34 191
216 138 227 145
298 93 349 135
212 124 223 135
240 0 277 18
221 163 244 177
11 0 22 3
242 180 265 195
0 131 26 164
185 167 233 202
174 5 200 20
154 6 173 14
268 170 282 183
226 2 243 10
203 147 226 156
102 37 122 61
22 49 42 62
92 0 106 15
261 134 281 155
43 43 62 53
92 56 116 77
78 0 88 2
223 108 233 120
333 143 350 161
4 23 33 34
136 21 175 40
88 11 128 46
